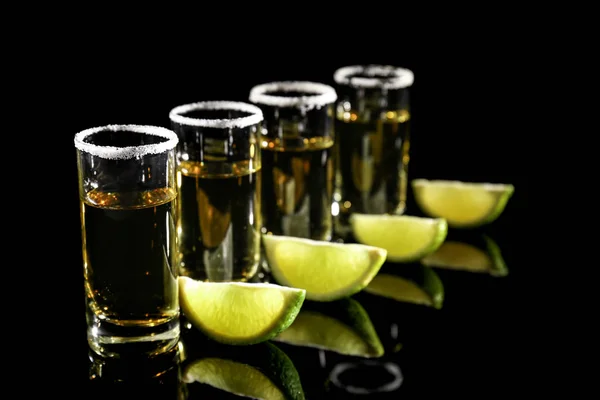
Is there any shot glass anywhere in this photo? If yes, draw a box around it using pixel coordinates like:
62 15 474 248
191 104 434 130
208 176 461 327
169 101 263 282
74 124 180 358
249 81 337 241
332 65 414 239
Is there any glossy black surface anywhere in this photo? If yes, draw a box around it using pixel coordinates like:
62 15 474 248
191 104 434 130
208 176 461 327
44 45 528 397
70 197 525 399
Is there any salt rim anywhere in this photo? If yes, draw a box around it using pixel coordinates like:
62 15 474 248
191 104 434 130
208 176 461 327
333 65 414 89
249 81 337 110
74 124 179 160
169 101 263 129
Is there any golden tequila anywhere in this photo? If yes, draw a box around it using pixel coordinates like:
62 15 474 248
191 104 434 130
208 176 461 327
176 159 262 282
261 136 333 241
335 109 410 233
81 187 179 357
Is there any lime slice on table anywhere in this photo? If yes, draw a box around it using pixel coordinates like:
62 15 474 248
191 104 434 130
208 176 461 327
262 234 387 302
182 342 305 400
421 235 508 277
350 214 448 263
183 342 305 400
364 266 444 309
178 276 305 345
412 179 514 228
273 298 384 358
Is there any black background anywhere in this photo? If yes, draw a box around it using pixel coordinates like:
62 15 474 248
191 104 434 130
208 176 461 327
36 31 530 396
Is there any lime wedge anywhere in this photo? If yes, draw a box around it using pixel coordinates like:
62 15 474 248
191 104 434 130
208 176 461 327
364 266 444 309
183 342 304 400
411 179 514 228
178 276 306 345
349 214 447 263
421 235 508 277
262 234 387 302
273 298 384 358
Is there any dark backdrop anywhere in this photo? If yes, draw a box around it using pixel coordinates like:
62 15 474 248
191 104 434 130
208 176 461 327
41 38 529 395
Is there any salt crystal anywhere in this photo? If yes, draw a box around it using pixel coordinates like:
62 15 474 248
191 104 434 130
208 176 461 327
169 101 263 129
334 65 414 89
74 124 179 160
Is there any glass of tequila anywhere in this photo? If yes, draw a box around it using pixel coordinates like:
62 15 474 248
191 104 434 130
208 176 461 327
332 65 414 239
74 124 180 358
249 81 337 241
169 101 263 282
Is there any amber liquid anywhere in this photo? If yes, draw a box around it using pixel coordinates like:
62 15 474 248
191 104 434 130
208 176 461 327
81 187 179 357
261 136 333 241
334 109 410 237
176 160 262 282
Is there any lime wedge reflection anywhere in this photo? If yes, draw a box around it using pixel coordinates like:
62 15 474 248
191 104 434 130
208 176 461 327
182 342 304 400
364 266 444 309
273 298 384 358
421 234 508 277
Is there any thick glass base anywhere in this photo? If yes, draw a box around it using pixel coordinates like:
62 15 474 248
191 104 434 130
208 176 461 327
87 318 180 359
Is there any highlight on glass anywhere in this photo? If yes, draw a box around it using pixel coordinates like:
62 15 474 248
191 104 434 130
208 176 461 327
74 124 180 358
169 101 263 282
249 81 337 241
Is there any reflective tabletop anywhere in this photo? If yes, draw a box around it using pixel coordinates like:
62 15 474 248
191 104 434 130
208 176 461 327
72 205 525 399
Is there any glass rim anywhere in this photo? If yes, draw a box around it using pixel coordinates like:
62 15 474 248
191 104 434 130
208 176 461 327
249 81 337 111
169 101 263 129
329 361 403 394
74 124 179 160
333 65 414 89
